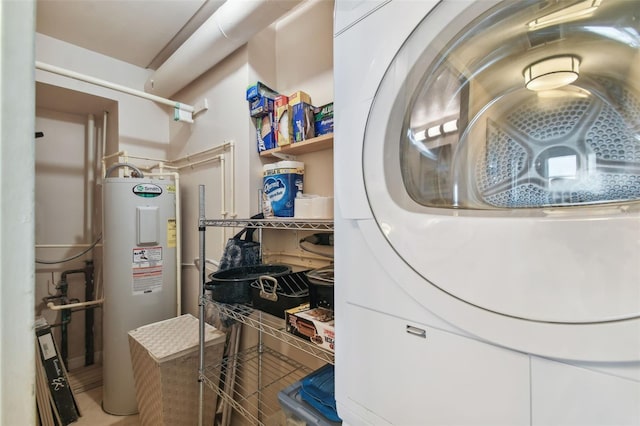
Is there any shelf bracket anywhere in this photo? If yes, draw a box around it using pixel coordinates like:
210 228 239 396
272 151 297 161
174 98 209 123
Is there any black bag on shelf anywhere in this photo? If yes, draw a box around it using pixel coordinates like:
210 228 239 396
218 213 263 271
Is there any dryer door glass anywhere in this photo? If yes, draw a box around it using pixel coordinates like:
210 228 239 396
401 0 640 209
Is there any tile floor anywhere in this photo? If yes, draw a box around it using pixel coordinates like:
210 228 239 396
74 386 140 426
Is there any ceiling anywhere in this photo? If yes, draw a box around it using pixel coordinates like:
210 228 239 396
36 0 227 70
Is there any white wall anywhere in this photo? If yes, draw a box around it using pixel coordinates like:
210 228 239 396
266 0 335 266
274 0 334 200
275 0 334 106
35 110 86 242
30 0 334 377
36 34 172 160
169 43 258 316
0 0 36 424
34 34 174 367
34 108 104 367
0 1 334 422
171 0 335 316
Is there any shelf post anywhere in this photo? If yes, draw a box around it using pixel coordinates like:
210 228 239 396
198 184 206 426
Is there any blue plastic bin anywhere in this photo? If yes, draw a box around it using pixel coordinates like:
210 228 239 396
278 364 341 425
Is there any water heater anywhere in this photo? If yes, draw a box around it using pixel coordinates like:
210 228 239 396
102 177 177 415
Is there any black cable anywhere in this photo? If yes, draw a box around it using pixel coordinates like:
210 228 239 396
35 234 102 265
299 240 334 259
300 232 334 246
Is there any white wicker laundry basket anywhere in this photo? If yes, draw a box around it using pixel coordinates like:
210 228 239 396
128 314 225 426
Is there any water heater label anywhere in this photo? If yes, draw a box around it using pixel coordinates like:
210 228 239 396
132 247 163 294
167 219 176 248
132 183 162 198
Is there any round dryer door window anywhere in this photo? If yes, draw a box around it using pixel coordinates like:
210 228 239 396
362 0 640 323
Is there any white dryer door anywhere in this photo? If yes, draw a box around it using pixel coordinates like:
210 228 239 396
363 0 640 324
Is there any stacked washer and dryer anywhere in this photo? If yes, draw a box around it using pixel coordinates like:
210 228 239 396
334 1 640 424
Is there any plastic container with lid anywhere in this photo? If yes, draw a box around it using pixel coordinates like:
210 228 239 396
278 364 342 426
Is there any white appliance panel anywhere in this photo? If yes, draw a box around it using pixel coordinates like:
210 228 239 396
334 0 388 36
334 0 440 220
334 0 640 424
342 304 530 426
531 356 640 425
334 215 457 333
356 217 640 362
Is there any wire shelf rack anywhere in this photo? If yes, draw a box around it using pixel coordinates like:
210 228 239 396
198 186 335 426
201 345 311 425
200 218 334 231
206 300 335 365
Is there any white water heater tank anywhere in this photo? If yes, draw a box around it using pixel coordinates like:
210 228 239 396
102 177 177 415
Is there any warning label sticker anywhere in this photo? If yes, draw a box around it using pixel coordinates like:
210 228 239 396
167 219 176 248
132 247 163 294
133 247 162 263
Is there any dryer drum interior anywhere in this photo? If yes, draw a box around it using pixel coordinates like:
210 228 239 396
397 0 640 210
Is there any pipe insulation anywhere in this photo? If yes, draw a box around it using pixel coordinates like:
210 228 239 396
86 114 95 242
35 61 195 113
145 0 303 97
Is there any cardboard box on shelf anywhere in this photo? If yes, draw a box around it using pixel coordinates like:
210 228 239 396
289 91 312 105
314 102 334 136
289 91 315 142
256 113 277 152
246 81 278 101
249 95 277 151
275 95 292 147
292 103 315 142
285 304 335 353
246 81 279 152
249 96 274 118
